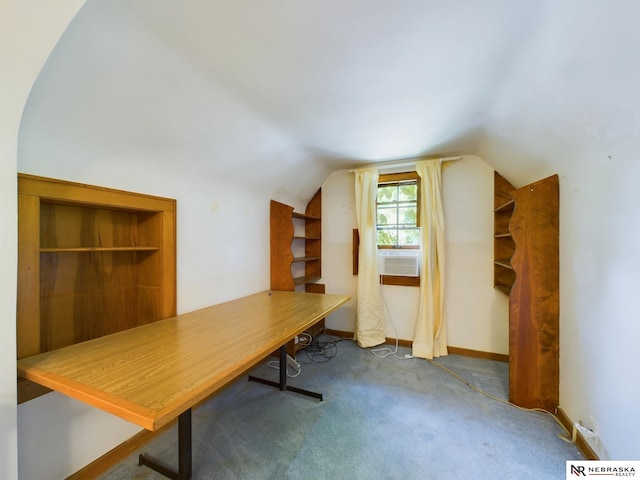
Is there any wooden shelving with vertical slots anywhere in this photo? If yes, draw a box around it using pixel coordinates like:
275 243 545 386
292 211 322 285
270 189 325 355
494 171 517 295
17 173 177 403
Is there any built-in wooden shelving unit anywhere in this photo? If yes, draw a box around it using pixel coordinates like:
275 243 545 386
17 174 177 403
508 174 559 412
493 171 560 412
494 172 516 295
270 189 325 355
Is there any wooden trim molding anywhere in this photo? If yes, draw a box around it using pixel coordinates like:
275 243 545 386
353 229 359 275
447 346 509 363
325 328 355 340
380 275 420 287
378 171 420 183
66 421 175 480
325 330 507 362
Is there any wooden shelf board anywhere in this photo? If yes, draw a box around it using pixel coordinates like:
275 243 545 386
494 260 513 269
494 284 512 295
292 212 320 221
292 256 321 263
294 275 321 286
494 199 515 212
40 246 160 253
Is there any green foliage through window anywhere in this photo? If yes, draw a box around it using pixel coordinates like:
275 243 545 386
377 181 419 246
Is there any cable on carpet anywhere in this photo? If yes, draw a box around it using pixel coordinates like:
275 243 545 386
371 289 413 360
266 358 301 378
427 358 574 444
297 333 342 364
371 286 574 445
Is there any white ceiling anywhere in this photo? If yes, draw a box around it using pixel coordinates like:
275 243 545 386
18 0 640 196
128 0 541 160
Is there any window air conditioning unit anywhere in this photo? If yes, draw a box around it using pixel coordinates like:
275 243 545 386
378 250 420 277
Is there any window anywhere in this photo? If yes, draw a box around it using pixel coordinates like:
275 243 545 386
376 172 420 287
352 171 421 286
377 172 419 249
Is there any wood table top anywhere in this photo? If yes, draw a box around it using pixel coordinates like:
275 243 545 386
17 290 350 431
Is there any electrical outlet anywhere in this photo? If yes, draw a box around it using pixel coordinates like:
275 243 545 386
579 416 598 434
576 417 609 460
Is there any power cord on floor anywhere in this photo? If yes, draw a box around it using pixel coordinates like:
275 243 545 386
265 331 339 376
427 358 574 444
371 289 414 361
298 334 342 364
370 289 573 445
296 332 313 348
266 356 302 378
266 346 305 378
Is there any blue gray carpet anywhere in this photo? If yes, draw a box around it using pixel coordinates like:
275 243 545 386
99 338 581 479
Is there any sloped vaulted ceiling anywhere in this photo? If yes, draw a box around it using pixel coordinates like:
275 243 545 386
18 0 640 193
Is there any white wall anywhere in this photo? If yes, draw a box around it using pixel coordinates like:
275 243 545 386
475 1 640 459
556 156 640 460
12 164 277 479
14 164 275 479
9 0 640 470
322 155 508 354
13 5 319 479
0 2 87 479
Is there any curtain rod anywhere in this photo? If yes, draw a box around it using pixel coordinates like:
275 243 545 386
348 156 461 173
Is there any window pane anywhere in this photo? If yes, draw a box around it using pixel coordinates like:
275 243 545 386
398 228 420 246
377 206 397 226
377 179 418 248
377 229 397 245
398 206 416 225
378 186 397 203
398 184 417 201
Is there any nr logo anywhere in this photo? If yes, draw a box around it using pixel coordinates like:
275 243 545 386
570 464 586 476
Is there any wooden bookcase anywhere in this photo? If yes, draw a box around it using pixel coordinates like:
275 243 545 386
270 189 322 291
17 174 177 403
493 171 516 295
509 174 559 412
270 189 325 354
493 171 559 412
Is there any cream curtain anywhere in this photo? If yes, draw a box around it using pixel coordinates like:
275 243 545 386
412 159 448 359
354 168 386 348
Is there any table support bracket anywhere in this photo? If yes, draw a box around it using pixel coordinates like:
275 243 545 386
248 345 323 401
138 408 192 480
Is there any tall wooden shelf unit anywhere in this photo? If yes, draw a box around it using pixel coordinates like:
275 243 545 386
493 172 560 412
493 172 517 295
270 189 324 355
17 174 177 403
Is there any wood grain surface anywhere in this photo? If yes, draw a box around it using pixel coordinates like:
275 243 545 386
18 290 350 431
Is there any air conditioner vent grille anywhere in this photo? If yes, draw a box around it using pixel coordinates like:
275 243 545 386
378 250 420 277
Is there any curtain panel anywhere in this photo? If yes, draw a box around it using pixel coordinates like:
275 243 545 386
354 168 386 348
412 159 448 359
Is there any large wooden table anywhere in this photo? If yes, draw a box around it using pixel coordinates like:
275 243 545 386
17 290 350 479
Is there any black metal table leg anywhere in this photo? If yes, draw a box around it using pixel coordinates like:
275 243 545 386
138 409 192 480
248 345 323 400
279 345 287 391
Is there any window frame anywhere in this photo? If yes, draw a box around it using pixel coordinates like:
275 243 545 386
377 172 420 250
377 171 421 286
